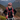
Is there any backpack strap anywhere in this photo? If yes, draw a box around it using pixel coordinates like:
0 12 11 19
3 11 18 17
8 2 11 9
6 7 8 10
12 7 14 13
6 7 8 14
6 7 14 14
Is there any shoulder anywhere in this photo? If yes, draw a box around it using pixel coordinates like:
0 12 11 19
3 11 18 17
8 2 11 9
6 7 8 10
4 9 7 11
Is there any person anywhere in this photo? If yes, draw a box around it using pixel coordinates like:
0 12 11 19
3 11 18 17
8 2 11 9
3 2 14 20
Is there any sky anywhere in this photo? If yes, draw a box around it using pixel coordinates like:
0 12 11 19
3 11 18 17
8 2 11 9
0 0 15 7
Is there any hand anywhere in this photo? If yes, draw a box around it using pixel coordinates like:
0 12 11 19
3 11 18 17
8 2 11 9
6 15 8 19
12 14 14 17
6 15 8 18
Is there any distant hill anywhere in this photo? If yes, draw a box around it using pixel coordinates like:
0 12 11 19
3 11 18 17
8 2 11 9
15 7 20 17
15 0 20 3
0 4 6 11
12 0 20 9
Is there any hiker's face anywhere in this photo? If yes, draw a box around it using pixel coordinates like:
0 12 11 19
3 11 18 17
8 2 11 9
8 6 12 8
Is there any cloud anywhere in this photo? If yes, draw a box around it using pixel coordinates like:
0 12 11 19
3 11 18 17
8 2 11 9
0 0 15 6
1 0 8 1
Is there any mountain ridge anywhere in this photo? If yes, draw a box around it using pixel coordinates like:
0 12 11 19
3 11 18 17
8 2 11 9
12 0 20 9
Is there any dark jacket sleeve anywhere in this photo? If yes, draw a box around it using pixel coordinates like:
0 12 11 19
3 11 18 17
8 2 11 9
13 9 17 15
3 9 7 14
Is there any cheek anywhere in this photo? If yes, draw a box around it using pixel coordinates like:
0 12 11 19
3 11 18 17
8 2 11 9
8 6 9 7
8 6 9 8
9 6 11 7
9 7 11 8
10 6 11 8
8 6 10 7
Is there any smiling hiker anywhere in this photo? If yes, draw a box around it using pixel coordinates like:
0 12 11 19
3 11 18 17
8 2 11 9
3 2 14 20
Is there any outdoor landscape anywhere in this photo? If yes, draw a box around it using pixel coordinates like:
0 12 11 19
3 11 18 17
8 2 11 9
0 0 20 20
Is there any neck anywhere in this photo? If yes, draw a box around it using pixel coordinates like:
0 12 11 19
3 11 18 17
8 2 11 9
8 8 12 10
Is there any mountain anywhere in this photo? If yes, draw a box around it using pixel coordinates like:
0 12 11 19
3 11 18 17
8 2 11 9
0 0 15 6
15 0 20 3
12 0 20 17
12 0 20 9
0 4 6 11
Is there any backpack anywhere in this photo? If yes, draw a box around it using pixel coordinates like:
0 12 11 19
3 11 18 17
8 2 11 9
6 7 14 14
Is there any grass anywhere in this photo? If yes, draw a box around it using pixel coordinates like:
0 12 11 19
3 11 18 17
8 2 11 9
0 15 6 20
